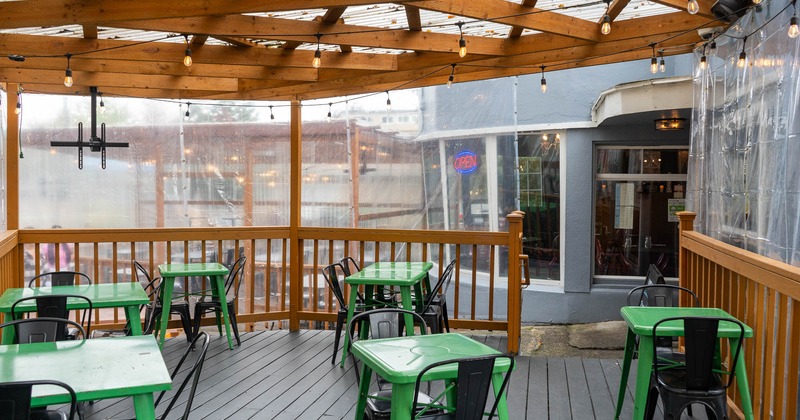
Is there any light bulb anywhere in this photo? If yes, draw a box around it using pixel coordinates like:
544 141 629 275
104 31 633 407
459 38 467 58
312 49 321 68
327 103 332 122
540 77 547 93
650 57 658 74
15 102 21 115
789 16 799 38
64 68 73 87
687 0 700 14
699 55 707 69
447 75 454 88
659 57 666 73
386 98 392 110
327 111 332 122
752 0 763 4
183 48 192 67
184 110 190 122
601 15 611 35
738 51 747 68
100 100 106 114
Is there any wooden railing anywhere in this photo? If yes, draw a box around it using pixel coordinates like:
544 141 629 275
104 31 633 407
678 212 800 420
4 215 524 353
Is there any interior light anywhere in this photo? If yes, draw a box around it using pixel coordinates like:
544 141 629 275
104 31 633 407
183 35 192 67
654 118 687 130
313 33 322 68
687 0 700 14
539 65 547 93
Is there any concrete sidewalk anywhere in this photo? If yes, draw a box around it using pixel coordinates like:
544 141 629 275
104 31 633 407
518 320 628 358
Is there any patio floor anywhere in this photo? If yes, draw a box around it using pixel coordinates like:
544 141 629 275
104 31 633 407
78 329 657 419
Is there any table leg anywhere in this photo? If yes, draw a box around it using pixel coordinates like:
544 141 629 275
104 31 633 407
213 274 235 350
158 278 174 349
491 372 510 420
390 383 415 420
132 393 157 420
614 328 636 419
340 287 359 367
731 338 754 420
399 286 415 336
354 361 372 420
124 305 143 336
631 335 654 420
0 312 11 344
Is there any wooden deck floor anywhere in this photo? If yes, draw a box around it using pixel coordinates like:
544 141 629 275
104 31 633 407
80 329 651 420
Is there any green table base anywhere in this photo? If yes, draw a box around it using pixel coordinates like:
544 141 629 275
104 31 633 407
0 335 171 420
158 263 233 350
351 333 511 420
614 306 754 420
340 262 432 366
0 283 150 344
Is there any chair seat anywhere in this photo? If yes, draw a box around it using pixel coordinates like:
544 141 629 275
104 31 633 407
365 389 442 420
656 368 726 396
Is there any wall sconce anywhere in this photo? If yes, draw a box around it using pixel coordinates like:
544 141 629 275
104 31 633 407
654 118 687 130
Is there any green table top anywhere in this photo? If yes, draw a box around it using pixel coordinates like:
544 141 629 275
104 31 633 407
0 283 149 313
158 262 229 278
0 335 171 405
620 306 753 338
345 262 433 287
350 333 511 384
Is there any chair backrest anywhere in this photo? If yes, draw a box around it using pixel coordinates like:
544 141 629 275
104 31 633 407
134 261 161 292
412 354 515 420
627 284 700 307
224 247 245 267
11 294 92 341
652 316 745 391
421 260 456 313
28 271 92 288
644 264 666 285
0 317 86 344
0 379 77 420
224 256 247 299
321 263 347 307
339 256 361 277
156 331 210 420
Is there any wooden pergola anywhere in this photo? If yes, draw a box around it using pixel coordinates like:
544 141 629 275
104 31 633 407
0 0 725 100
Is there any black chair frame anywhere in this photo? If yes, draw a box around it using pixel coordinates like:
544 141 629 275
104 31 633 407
322 262 369 364
154 331 211 420
416 260 456 334
28 271 92 288
11 295 92 341
191 256 246 346
0 379 77 420
0 317 86 344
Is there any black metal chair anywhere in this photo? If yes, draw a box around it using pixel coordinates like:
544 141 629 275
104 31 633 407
0 379 77 420
416 260 456 334
646 316 745 420
136 261 194 342
411 354 515 419
91 262 161 338
627 283 700 356
28 271 91 288
0 317 86 344
340 256 396 306
322 262 367 364
11 294 92 341
346 308 440 420
425 259 456 333
192 256 246 346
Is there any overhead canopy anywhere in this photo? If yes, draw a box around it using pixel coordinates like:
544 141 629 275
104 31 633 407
0 0 726 100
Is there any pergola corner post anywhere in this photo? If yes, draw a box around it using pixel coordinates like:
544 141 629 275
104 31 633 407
6 83 19 231
289 100 302 331
506 212 524 354
677 211 696 305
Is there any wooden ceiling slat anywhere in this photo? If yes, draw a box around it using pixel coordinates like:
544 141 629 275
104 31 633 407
0 68 239 92
405 6 422 31
508 0 538 38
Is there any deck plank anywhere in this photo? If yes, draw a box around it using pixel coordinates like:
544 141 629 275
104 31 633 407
78 330 644 420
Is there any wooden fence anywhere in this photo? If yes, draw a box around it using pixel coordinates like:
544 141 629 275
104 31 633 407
678 212 800 420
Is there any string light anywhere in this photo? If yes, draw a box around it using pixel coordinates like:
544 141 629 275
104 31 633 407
327 102 332 122
456 22 467 58
659 51 666 73
687 0 700 14
539 65 547 93
312 33 322 68
447 64 456 88
650 44 658 74
14 94 21 115
183 35 192 67
99 92 106 114
738 36 747 68
184 102 191 122
752 0 763 4
64 53 73 87
385 91 392 110
269 105 275 120
699 45 708 70
600 0 612 35
790 1 799 38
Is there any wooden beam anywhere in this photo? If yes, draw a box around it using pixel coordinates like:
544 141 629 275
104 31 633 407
82 25 98 39
405 6 422 31
108 14 505 56
0 68 239 92
0 0 415 29
508 0 538 38
413 0 600 41
190 35 209 46
653 0 717 18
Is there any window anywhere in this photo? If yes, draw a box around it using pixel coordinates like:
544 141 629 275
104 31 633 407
594 146 688 280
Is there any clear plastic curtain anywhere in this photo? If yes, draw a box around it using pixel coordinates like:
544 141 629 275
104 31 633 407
689 0 800 266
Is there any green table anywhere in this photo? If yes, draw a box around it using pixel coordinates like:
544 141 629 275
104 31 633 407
351 333 512 420
0 335 171 420
341 261 433 366
615 306 754 420
0 283 150 344
158 263 232 350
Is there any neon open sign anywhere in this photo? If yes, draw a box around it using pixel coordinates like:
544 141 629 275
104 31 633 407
453 150 478 174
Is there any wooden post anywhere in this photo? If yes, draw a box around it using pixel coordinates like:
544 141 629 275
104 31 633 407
289 100 302 331
506 212 524 354
6 83 19 230
677 211 696 306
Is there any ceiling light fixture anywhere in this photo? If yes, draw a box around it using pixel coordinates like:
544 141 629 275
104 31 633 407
385 91 392 110
601 0 612 35
655 118 687 130
790 1 799 38
456 22 467 58
650 44 658 74
539 65 547 93
687 0 700 14
183 35 192 67
64 53 73 87
447 64 456 88
184 102 191 122
738 36 747 68
313 33 322 68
